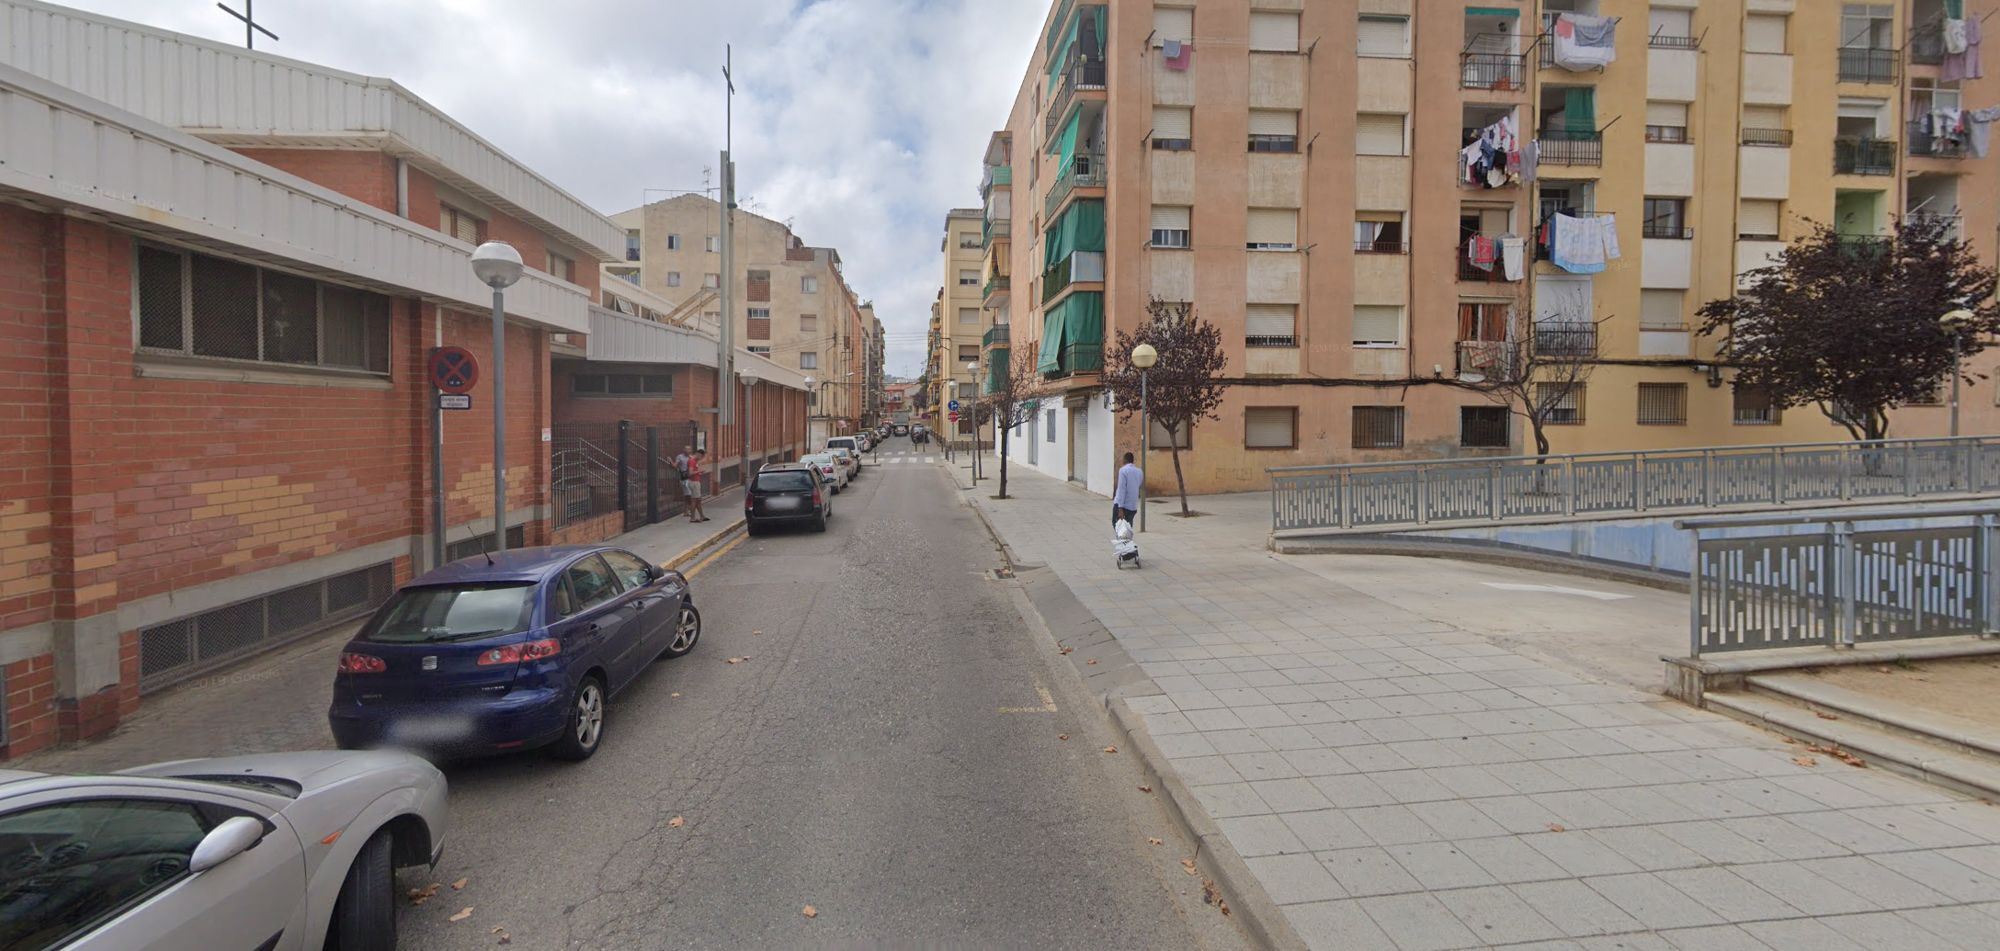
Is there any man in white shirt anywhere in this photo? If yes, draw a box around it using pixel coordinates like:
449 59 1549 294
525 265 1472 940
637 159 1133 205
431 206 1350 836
1112 452 1143 526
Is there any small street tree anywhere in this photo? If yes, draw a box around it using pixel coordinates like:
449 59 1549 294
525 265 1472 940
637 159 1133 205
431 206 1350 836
977 346 1043 499
1474 287 1600 459
1104 298 1228 516
1697 215 2000 441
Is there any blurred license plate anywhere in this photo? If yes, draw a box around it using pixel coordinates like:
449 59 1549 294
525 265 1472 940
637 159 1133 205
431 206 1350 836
767 497 800 511
392 716 471 743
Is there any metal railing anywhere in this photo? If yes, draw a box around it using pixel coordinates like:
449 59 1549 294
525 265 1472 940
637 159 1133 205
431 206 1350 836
1044 153 1106 218
1742 128 1793 147
983 323 1010 347
1682 507 1999 655
551 436 624 526
982 274 1010 302
1044 54 1107 139
1838 47 1899 84
1269 435 2000 533
1537 130 1603 166
1455 339 1518 379
1533 321 1598 357
1834 137 1897 175
1460 52 1527 90
1908 119 1969 158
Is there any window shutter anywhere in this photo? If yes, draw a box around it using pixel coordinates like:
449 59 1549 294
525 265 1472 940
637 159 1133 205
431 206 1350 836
1355 114 1406 155
1356 15 1408 56
1153 106 1193 139
1648 8 1691 36
1645 102 1687 126
1246 208 1298 248
1352 306 1402 345
1245 305 1296 337
1744 14 1786 53
1640 290 1685 328
1739 199 1781 237
1248 109 1298 136
1838 98 1887 120
1249 11 1300 52
1151 205 1191 230
1154 6 1192 43
1244 408 1295 448
1742 105 1785 128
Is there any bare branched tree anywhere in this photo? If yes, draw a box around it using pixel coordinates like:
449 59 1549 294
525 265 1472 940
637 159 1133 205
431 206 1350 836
1474 287 1600 458
1104 299 1228 515
973 346 1043 499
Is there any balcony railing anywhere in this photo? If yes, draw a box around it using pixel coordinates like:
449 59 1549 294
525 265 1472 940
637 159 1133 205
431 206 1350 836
1908 120 1968 158
1647 33 1701 50
1044 152 1106 218
981 165 1012 195
982 275 1010 303
1641 223 1694 240
1460 52 1527 90
1355 240 1410 254
1246 334 1298 348
983 324 1010 348
1041 251 1105 304
1454 245 1512 282
1536 130 1603 166
1838 47 1899 84
1455 340 1519 379
1833 136 1897 175
982 217 1011 247
1533 321 1598 358
1741 127 1793 147
1043 54 1107 139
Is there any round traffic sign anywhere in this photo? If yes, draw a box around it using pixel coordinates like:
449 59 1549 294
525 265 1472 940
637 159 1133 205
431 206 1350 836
948 411 960 422
947 399 961 411
430 347 479 395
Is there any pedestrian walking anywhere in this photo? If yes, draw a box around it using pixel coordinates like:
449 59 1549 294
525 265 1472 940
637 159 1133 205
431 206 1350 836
684 449 710 523
1112 452 1142 526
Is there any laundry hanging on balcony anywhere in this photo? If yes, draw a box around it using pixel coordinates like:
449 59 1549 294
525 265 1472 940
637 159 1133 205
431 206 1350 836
1967 106 2000 157
1550 13 1618 71
1459 114 1531 187
1466 235 1499 272
1500 236 1526 281
1942 15 1983 81
1919 108 1971 154
1547 213 1620 275
1162 39 1193 70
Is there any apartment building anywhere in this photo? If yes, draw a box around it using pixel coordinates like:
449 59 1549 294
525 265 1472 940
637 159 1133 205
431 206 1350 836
981 133 1018 404
608 194 873 434
939 208 991 439
990 0 2000 497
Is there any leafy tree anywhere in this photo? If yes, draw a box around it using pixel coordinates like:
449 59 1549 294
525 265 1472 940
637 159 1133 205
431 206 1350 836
1104 299 1228 516
1472 287 1599 458
1698 215 2000 441
975 347 1043 499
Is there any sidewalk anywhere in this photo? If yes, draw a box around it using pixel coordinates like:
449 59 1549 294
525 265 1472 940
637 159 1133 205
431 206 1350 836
966 463 2000 950
613 484 745 568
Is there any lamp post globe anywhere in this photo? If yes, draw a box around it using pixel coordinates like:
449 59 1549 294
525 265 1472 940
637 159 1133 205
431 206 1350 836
470 241 524 289
1131 342 1159 369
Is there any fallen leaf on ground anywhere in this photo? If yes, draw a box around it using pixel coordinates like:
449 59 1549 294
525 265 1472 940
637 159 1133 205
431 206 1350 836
670 692 681 698
752 630 763 636
451 878 468 890
1202 879 1231 915
1086 658 1098 666
1147 837 1163 846
1103 745 1118 754
668 816 686 828
1814 710 1840 720
1058 646 1074 655
1839 753 1867 768
408 883 441 906
1180 858 1198 876
1792 755 1818 767
494 928 511 945
1137 785 1153 794
802 906 818 919
1058 734 1069 741
449 907 473 923
725 657 747 664
1782 737 1799 744
1547 824 1566 833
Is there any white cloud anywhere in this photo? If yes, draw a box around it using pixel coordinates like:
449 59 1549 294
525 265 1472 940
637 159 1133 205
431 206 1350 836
56 0 1044 377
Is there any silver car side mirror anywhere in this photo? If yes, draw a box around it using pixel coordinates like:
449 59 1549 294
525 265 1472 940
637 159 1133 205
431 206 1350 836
189 815 267 872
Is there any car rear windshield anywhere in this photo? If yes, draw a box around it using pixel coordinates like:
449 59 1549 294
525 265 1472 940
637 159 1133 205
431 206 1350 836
361 583 537 643
827 439 855 448
755 471 816 492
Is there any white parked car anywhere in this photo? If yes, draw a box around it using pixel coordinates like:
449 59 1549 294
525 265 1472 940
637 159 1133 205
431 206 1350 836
802 451 847 493
826 446 859 479
825 437 863 470
0 749 447 950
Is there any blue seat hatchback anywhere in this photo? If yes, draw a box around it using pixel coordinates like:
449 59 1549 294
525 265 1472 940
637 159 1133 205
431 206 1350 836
328 545 699 761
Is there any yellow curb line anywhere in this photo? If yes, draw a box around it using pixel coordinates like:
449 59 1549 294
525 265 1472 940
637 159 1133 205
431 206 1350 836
659 517 747 572
682 532 746 579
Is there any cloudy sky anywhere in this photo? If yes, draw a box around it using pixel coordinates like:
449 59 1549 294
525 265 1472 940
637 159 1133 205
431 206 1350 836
60 0 1047 377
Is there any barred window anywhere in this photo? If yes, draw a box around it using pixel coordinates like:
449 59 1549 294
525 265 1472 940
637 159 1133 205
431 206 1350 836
572 373 673 396
1460 406 1510 448
1352 406 1405 449
1540 383 1586 424
137 244 390 373
1733 384 1781 423
1638 383 1688 425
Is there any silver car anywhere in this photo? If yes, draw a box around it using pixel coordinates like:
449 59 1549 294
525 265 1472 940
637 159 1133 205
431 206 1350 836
0 750 447 950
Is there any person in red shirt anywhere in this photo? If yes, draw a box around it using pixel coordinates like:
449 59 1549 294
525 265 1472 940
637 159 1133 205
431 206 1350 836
685 449 709 522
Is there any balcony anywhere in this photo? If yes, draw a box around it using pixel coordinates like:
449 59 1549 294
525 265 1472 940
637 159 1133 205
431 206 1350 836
1834 137 1897 175
1537 130 1603 166
1042 251 1104 304
1456 340 1519 380
1908 121 1968 158
983 324 1010 348
982 275 1010 308
1044 152 1106 218
1838 47 1899 84
982 217 1011 247
1741 127 1794 148
1454 245 1513 283
1533 321 1598 358
1044 53 1107 140
1056 342 1102 375
1910 22 1945 65
981 164 1012 197
1640 223 1693 240
1460 52 1527 91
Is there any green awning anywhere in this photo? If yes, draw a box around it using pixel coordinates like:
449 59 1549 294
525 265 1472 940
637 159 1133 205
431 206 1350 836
1044 200 1106 269
1038 310 1067 374
1061 293 1104 373
1466 6 1519 16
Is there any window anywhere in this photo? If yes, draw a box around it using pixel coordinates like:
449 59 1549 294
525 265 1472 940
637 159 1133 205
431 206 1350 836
1460 407 1511 448
666 233 681 251
564 555 623 613
748 346 771 355
1640 290 1686 330
1733 384 1781 424
799 352 818 370
1837 98 1888 139
1647 7 1694 46
1246 208 1299 250
959 269 980 287
1355 212 1405 253
1154 5 1192 44
747 269 771 302
800 313 818 333
1642 198 1689 239
546 251 576 283
1357 14 1410 57
747 308 771 340
1352 305 1403 347
1637 383 1688 424
1541 383 1586 424
959 382 976 400
667 271 682 287
0 798 212 948
803 275 819 294
599 550 656 591
1148 417 1191 449
1249 11 1301 52
440 203 483 244
1152 106 1193 150
625 230 641 262
1244 407 1297 449
705 234 720 253
1739 200 1782 240
1744 13 1788 53
1151 205 1192 248
959 307 980 324
1352 406 1406 449
959 232 983 250
1841 4 1893 50
1356 113 1408 156
1248 109 1300 152
1645 102 1689 143
574 372 669 396
1246 304 1297 347
703 272 721 289
1457 301 1510 342
1741 105 1788 146
1046 409 1058 441
137 244 390 373
959 344 979 361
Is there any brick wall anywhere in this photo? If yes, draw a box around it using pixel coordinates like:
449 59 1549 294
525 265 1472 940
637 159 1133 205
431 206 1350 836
550 360 808 486
232 148 399 214
0 204 55 637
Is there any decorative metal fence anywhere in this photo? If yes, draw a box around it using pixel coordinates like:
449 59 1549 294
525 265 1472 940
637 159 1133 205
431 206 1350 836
1682 507 1999 655
1270 435 2000 533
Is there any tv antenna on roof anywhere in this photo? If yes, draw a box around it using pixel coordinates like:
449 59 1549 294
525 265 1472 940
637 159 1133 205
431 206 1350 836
216 0 278 49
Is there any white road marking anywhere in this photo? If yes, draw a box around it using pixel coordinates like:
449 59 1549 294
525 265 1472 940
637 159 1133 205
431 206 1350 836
998 684 1059 714
1481 582 1634 601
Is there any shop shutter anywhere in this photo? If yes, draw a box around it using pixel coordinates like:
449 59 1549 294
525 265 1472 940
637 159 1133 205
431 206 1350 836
1646 102 1688 126
1150 205 1191 230
1355 113 1406 155
1357 15 1409 57
1249 11 1301 52
1351 306 1402 346
1153 106 1193 140
1244 407 1296 448
1154 6 1192 43
1246 208 1298 248
1248 110 1298 136
1244 305 1296 338
1738 199 1780 237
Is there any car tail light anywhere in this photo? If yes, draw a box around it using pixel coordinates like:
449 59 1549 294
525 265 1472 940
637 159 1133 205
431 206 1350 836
476 639 562 666
814 487 823 506
339 652 386 673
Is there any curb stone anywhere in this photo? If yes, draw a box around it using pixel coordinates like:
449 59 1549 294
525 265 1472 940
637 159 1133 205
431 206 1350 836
661 517 747 572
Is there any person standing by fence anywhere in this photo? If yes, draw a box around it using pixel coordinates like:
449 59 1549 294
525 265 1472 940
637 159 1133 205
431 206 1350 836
684 449 709 523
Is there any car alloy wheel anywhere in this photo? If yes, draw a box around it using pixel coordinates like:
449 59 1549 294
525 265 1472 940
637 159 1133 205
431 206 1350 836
665 604 701 657
552 676 606 760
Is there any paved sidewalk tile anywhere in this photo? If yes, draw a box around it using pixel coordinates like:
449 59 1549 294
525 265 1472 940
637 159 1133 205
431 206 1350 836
966 468 2000 949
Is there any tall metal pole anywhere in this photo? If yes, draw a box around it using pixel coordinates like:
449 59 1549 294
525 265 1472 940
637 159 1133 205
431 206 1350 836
491 287 508 552
431 376 446 567
1139 370 1149 534
718 46 737 453
1950 335 1962 438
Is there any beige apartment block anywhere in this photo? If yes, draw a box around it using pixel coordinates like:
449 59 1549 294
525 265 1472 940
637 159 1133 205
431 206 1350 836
940 207 990 438
988 0 2000 497
608 194 874 434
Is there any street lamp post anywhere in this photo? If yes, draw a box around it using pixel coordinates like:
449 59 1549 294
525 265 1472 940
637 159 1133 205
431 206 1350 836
470 242 524 553
1941 308 1974 439
966 360 980 483
1130 343 1158 533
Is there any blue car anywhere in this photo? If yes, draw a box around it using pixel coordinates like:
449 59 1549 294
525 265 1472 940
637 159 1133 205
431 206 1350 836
327 545 700 761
